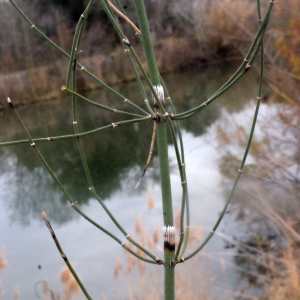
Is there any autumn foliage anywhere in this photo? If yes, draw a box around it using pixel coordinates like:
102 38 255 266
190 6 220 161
272 0 300 76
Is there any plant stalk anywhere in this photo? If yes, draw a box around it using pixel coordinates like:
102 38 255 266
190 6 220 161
134 0 175 298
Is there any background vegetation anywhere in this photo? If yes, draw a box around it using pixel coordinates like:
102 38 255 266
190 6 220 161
1 0 299 106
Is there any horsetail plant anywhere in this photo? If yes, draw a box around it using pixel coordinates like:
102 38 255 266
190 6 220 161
2 0 275 299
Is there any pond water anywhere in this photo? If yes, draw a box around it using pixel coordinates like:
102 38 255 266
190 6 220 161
0 62 263 299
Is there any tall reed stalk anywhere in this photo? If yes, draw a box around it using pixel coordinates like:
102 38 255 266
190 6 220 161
1 0 275 299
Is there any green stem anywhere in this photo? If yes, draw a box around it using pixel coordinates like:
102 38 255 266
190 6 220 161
133 1 174 298
182 2 269 260
62 86 146 118
42 211 92 300
156 122 174 226
0 116 151 146
69 0 95 200
173 0 274 121
156 117 175 300
72 203 159 263
163 90 190 258
133 0 160 86
8 97 158 262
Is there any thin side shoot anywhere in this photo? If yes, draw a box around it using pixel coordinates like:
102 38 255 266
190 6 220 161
135 121 157 189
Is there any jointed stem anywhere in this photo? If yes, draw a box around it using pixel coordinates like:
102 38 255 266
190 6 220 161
172 0 274 121
108 1 140 36
0 116 151 146
156 120 175 300
42 211 93 300
72 203 159 264
68 0 95 195
6 98 159 264
133 1 175 299
135 121 157 189
163 88 190 259
62 86 146 118
182 0 271 263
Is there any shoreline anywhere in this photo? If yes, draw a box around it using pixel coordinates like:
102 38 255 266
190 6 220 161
0 37 221 109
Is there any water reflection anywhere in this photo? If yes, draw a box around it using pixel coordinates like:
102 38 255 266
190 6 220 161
1 63 269 299
0 62 258 227
210 101 300 296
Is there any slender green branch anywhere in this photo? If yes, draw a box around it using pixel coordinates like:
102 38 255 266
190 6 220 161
162 83 186 164
7 97 158 262
128 47 166 113
257 1 264 100
113 0 143 43
125 99 150 116
69 1 95 192
108 0 141 36
41 211 93 300
66 0 94 88
7 97 74 205
71 204 160 264
99 0 126 41
144 99 156 116
122 44 155 116
173 1 274 120
163 115 188 260
182 167 242 262
62 86 147 118
163 89 190 258
0 116 151 146
181 1 271 262
88 188 159 262
127 235 161 263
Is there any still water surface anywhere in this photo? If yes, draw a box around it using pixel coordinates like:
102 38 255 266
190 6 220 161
1 63 260 299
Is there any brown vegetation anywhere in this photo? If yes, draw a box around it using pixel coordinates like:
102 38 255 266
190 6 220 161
215 79 299 299
113 209 214 300
0 36 205 107
1 0 299 108
207 0 300 290
0 0 255 107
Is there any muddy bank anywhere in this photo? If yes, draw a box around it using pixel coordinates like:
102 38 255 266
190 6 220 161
0 37 209 109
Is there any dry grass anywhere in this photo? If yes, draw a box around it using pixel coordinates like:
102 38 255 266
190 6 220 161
203 0 257 54
60 267 80 300
171 0 261 60
0 258 80 300
0 248 8 270
214 94 300 299
256 196 300 299
0 248 8 300
265 247 300 299
221 190 300 300
2 185 299 299
111 203 214 300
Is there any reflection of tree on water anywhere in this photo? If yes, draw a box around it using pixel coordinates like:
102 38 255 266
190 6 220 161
214 103 300 295
0 115 157 225
0 64 258 226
